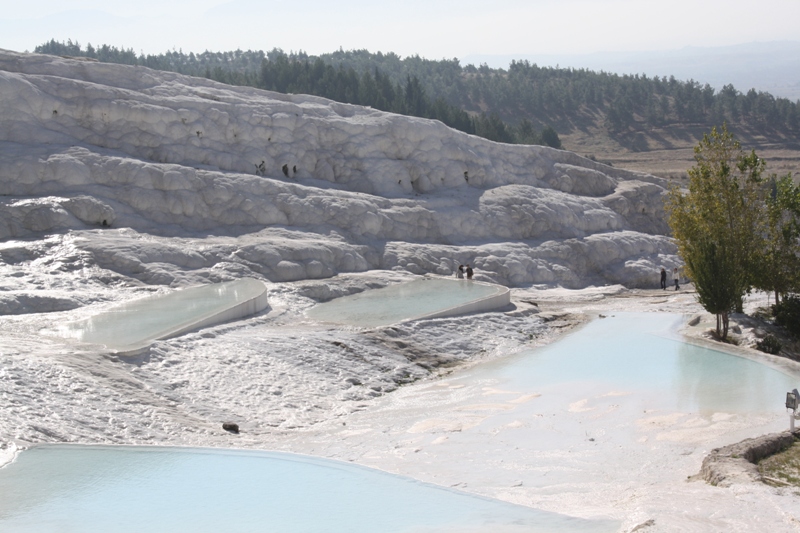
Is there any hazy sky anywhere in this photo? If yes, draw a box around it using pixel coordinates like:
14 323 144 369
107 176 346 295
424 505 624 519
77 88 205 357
2 0 799 61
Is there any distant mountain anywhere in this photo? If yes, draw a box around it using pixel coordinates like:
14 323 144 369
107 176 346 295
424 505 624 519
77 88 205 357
464 41 800 103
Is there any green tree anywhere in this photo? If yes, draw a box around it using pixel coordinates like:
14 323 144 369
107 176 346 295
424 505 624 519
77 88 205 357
540 125 562 149
757 174 800 304
686 239 741 338
514 119 540 145
474 113 513 143
403 76 429 117
666 125 767 339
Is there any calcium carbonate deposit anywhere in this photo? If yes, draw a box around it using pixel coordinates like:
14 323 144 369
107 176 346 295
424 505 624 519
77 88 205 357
0 49 676 289
2 49 799 532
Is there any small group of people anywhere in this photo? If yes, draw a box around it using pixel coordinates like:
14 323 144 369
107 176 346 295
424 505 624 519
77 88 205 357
660 267 680 291
456 264 474 280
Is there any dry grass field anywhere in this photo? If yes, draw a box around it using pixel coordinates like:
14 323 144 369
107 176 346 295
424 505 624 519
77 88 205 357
759 440 800 490
562 124 800 182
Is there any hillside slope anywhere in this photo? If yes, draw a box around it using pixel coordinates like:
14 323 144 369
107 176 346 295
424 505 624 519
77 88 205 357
0 49 676 290
31 42 800 180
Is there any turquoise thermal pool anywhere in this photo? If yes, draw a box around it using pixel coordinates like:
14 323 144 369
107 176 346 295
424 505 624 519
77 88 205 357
306 277 510 327
491 312 796 414
55 278 268 354
313 312 800 499
0 445 617 533
8 313 796 532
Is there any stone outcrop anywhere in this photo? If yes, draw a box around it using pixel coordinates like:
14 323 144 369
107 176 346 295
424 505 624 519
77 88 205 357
700 431 797 487
222 422 240 434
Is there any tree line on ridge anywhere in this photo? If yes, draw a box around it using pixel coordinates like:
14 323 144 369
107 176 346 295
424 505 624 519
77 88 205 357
33 40 560 148
33 40 800 148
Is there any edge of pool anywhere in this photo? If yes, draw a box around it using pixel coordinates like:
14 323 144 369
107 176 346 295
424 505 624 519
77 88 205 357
6 443 621 532
0 442 20 469
402 276 511 323
94 279 269 356
305 275 511 327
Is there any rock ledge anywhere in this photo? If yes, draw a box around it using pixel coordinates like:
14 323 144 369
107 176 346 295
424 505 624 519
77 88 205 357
700 430 797 486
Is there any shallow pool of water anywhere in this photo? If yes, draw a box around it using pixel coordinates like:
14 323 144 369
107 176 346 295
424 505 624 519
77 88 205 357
306 312 800 499
10 313 793 531
54 278 267 353
493 312 795 414
0 445 617 533
306 277 507 327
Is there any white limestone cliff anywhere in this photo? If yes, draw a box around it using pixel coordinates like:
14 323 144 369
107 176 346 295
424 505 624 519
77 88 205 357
0 49 677 289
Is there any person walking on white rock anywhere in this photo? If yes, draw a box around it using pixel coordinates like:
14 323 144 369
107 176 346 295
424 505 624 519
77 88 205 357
456 264 465 279
466 265 474 280
660 268 667 290
673 267 680 290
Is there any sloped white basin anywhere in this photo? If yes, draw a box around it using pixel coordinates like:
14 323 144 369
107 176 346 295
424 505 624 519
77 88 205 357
55 278 268 354
307 277 510 327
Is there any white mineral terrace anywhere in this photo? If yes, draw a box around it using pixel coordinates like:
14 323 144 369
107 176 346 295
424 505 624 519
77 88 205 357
2 50 799 532
52 279 268 355
306 277 511 327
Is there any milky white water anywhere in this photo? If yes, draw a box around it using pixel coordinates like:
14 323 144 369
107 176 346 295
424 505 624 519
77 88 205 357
51 279 267 353
2 267 799 531
267 311 800 531
306 277 508 327
0 445 618 533
491 312 795 414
